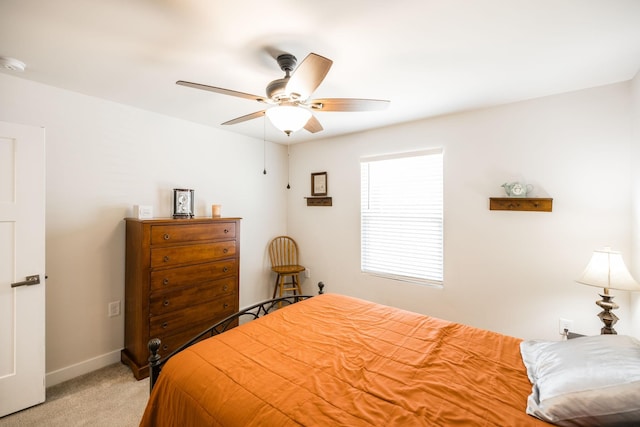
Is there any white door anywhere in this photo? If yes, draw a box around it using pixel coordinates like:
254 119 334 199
0 121 46 417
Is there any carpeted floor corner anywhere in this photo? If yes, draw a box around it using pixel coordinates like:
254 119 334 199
0 363 148 427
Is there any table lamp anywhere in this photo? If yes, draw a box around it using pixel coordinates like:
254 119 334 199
575 247 640 334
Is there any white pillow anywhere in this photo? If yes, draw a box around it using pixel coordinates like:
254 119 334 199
520 335 640 426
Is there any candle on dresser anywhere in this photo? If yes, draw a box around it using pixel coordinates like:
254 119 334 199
211 204 221 217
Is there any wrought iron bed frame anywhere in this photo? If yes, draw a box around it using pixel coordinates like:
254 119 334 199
147 282 324 391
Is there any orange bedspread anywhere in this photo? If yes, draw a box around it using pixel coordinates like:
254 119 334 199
140 293 549 426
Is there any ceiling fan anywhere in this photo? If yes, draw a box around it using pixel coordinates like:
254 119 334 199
177 52 390 136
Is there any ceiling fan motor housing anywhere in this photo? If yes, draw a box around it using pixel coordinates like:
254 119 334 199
266 54 298 101
266 77 289 101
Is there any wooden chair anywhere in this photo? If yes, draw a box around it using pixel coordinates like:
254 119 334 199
268 236 305 298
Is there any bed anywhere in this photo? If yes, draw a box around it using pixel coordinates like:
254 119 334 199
139 292 640 426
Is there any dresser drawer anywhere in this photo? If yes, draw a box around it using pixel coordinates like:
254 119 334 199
152 317 239 358
151 222 236 245
152 324 210 358
151 241 236 268
149 294 238 337
150 259 237 291
149 276 237 316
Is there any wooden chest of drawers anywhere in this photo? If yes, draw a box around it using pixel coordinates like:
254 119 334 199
121 217 241 379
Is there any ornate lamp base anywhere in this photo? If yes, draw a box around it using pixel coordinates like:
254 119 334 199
596 293 619 335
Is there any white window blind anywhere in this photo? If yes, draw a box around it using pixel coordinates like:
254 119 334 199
360 149 443 285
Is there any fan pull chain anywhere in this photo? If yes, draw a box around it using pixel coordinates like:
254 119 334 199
263 116 267 175
286 144 291 189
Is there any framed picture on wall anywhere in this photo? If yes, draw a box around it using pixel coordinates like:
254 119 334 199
311 172 328 196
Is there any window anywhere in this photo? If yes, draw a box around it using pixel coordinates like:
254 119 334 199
360 149 443 285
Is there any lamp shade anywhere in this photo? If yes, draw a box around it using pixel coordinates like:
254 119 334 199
576 248 640 291
266 105 311 135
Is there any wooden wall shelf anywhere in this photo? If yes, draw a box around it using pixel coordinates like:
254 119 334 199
306 197 332 207
489 197 553 212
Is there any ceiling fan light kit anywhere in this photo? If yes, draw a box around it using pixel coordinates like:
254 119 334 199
177 52 390 136
266 105 312 136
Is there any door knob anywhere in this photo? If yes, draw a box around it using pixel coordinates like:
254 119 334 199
11 274 41 288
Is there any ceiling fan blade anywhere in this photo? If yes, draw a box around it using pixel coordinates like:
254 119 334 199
177 80 267 103
308 98 390 112
304 115 323 133
285 53 333 100
222 110 265 125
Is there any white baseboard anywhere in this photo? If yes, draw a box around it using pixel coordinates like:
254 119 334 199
45 349 122 387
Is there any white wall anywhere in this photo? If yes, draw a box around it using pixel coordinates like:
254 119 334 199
0 73 289 385
289 82 636 341
631 71 640 326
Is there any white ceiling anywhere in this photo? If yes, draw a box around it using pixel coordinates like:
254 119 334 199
1 0 640 144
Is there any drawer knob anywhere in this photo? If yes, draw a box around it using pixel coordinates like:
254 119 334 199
163 256 170 262
223 303 229 309
163 233 170 240
222 267 228 272
224 229 229 234
162 322 168 329
163 300 170 307
163 278 169 285
223 285 228 291
223 248 228 254
162 344 168 351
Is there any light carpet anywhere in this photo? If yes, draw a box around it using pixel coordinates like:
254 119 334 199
0 363 148 427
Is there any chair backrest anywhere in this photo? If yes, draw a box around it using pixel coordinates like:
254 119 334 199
268 236 300 267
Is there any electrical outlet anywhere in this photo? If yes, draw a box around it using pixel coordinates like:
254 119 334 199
558 318 573 335
304 268 311 278
108 301 121 317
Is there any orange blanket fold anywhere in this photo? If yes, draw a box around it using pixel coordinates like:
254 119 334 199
140 293 549 426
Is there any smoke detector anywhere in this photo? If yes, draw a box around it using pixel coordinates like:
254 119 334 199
0 57 26 72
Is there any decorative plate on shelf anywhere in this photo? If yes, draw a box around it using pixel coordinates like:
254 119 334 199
501 182 533 198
